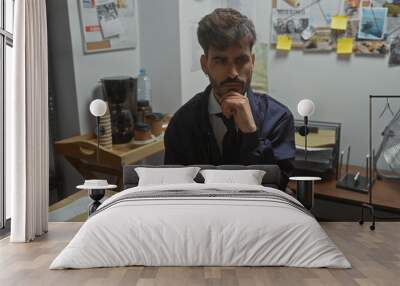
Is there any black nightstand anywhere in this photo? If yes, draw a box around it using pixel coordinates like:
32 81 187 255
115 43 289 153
77 180 117 215
289 176 321 210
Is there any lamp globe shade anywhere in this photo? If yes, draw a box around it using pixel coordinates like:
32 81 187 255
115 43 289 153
90 99 107 117
297 99 315 117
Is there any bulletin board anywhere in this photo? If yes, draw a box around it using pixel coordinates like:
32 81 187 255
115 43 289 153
271 0 400 66
78 0 137 54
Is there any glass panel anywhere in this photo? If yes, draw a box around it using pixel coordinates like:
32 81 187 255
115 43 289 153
0 0 3 30
5 0 14 34
0 37 4 227
5 43 12 220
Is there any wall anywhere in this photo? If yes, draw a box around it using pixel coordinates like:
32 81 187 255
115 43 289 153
263 2 400 167
138 0 181 115
178 0 216 104
47 0 80 141
177 0 400 167
47 0 141 199
48 0 400 198
47 0 82 200
67 0 141 134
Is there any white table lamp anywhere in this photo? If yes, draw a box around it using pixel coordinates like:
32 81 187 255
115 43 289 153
297 99 315 161
90 99 107 162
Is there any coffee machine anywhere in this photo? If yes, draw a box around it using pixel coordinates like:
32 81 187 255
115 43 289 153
101 76 137 144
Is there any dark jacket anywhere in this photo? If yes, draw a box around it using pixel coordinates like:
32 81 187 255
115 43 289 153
164 85 296 190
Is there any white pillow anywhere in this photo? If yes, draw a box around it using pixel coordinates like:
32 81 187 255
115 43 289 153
200 169 266 185
135 167 201 186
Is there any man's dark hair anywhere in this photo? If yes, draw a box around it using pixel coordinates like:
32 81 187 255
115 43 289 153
197 8 257 54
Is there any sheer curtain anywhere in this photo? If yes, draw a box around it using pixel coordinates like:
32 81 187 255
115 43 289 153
7 0 48 242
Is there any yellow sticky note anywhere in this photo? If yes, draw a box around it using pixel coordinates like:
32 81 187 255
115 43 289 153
337 38 353 54
331 16 348 31
276 35 292 51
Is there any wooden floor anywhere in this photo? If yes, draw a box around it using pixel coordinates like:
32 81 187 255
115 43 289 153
0 222 399 286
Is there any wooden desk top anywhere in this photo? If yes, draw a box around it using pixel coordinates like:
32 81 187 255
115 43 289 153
55 133 165 168
289 165 400 212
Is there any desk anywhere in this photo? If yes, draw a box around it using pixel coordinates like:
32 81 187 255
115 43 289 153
289 165 400 212
55 134 165 190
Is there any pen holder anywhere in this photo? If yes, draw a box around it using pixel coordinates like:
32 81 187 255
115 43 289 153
336 173 369 193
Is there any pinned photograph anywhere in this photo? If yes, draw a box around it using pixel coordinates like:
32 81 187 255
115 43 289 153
283 0 301 8
345 20 360 38
389 35 400 66
344 0 361 18
96 0 124 39
303 27 334 52
82 0 94 8
383 0 400 17
271 9 309 46
386 16 400 42
361 0 372 7
354 41 389 55
358 7 388 40
301 25 316 41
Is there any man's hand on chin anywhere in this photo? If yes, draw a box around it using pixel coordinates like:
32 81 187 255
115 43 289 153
220 91 257 133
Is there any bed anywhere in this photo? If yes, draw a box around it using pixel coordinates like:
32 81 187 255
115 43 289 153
50 165 351 269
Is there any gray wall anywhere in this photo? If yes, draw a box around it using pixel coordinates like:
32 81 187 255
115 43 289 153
48 0 400 201
263 2 400 168
179 0 400 168
138 0 181 114
67 0 141 134
47 0 142 198
47 0 82 200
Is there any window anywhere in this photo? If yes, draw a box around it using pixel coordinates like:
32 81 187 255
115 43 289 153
1 0 14 229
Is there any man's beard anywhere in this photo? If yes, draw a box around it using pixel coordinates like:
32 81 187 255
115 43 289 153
208 74 252 102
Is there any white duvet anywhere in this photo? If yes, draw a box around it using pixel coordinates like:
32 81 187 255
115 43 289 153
50 183 351 269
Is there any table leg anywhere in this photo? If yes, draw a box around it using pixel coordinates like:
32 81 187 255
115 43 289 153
88 189 105 215
296 181 314 210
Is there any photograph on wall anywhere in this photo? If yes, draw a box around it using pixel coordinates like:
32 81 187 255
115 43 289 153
251 43 269 93
271 8 309 47
273 0 353 30
389 35 400 65
345 19 360 38
387 13 400 38
383 0 400 17
361 0 372 6
79 0 137 53
358 7 388 40
307 0 346 28
96 0 124 39
354 40 389 55
344 0 361 18
303 27 334 52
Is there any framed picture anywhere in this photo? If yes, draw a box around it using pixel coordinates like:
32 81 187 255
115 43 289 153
78 0 137 54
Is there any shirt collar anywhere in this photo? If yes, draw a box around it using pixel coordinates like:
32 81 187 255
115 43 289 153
208 89 222 115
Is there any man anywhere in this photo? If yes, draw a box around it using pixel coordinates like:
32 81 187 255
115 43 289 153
164 8 296 190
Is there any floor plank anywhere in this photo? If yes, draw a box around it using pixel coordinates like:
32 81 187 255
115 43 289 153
0 222 399 286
